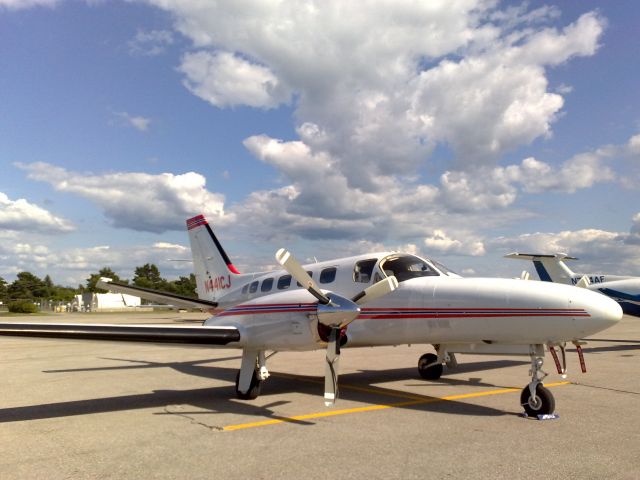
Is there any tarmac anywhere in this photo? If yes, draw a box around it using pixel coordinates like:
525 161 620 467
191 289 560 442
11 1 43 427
1 311 638 479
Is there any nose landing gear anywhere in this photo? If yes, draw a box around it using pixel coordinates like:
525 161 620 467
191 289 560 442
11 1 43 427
521 344 556 416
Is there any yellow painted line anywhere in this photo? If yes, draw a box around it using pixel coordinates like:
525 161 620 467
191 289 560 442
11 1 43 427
272 372 433 400
222 381 571 431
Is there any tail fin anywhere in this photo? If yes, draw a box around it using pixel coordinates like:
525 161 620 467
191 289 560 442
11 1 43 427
505 253 577 284
186 215 241 301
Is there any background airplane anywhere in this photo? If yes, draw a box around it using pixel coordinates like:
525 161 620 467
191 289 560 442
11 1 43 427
0 216 622 417
506 253 640 317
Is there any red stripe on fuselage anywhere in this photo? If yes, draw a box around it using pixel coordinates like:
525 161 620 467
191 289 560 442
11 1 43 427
216 304 589 319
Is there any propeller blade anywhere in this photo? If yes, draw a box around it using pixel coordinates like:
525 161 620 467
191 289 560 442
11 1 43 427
351 276 399 305
324 327 340 406
275 248 330 304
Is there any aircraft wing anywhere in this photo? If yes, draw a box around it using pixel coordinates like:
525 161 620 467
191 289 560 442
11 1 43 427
96 279 217 310
0 323 239 345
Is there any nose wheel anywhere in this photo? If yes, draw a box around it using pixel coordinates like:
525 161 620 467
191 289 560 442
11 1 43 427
522 345 556 416
520 383 555 416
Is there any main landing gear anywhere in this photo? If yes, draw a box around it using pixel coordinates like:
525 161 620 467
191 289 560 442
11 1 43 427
417 353 443 380
235 349 272 400
417 345 456 380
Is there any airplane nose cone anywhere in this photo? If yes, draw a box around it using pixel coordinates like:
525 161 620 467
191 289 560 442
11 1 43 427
571 288 622 336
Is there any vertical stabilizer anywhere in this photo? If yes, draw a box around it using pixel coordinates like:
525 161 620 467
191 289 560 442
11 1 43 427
505 253 577 285
186 215 241 301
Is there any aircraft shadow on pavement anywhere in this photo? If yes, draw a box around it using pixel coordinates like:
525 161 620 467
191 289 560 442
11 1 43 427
0 356 523 424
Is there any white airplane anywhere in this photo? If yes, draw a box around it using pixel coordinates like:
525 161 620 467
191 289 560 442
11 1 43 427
0 216 622 417
506 253 640 317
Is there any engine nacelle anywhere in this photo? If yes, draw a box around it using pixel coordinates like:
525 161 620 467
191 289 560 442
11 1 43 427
206 289 327 351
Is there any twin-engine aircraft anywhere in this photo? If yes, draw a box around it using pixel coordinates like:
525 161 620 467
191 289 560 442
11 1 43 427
0 216 622 416
506 253 640 317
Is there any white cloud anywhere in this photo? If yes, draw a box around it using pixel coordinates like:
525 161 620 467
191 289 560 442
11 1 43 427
0 0 58 9
628 134 640 155
146 0 604 185
0 239 194 285
125 1 609 248
112 111 151 132
0 192 74 233
128 29 174 56
152 242 188 251
424 229 485 256
491 215 640 274
16 162 233 233
179 51 291 109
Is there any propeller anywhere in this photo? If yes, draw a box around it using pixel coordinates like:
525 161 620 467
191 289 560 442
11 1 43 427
275 248 398 406
275 248 330 304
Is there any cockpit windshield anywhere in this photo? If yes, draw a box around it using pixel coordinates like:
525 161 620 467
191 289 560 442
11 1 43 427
430 259 460 277
378 254 440 283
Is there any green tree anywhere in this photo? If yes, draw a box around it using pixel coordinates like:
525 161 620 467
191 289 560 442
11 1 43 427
7 272 46 300
168 274 197 298
0 276 8 303
86 267 125 293
50 285 77 303
133 263 165 290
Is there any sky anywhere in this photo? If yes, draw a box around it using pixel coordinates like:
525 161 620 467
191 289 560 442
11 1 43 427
1 0 639 287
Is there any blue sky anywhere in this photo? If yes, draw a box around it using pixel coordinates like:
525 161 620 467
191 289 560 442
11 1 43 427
1 0 639 286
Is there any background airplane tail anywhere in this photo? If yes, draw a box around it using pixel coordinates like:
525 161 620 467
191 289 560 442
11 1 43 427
186 215 241 301
505 253 577 284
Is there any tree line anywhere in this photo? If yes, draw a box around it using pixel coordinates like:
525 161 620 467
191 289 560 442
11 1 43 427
0 264 197 305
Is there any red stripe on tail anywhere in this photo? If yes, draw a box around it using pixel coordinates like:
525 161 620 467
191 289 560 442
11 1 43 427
186 215 208 230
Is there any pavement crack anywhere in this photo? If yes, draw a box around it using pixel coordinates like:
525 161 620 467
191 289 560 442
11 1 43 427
163 406 224 432
571 381 640 396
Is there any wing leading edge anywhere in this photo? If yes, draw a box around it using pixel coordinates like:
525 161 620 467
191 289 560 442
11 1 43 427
0 323 239 345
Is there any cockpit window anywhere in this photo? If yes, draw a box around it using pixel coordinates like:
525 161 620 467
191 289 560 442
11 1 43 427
354 259 377 283
379 254 439 282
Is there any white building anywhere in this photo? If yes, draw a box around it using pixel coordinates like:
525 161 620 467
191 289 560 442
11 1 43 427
72 292 141 312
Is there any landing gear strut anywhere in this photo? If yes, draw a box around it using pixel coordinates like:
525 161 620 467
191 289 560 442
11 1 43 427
521 344 556 416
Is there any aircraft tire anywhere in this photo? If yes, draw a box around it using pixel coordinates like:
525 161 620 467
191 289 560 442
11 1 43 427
235 370 262 400
418 353 443 380
520 384 555 416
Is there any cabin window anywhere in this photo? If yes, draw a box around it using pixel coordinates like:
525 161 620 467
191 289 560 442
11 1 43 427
261 278 274 292
297 271 313 287
354 259 377 283
320 267 337 284
277 275 292 290
249 281 259 293
241 284 249 294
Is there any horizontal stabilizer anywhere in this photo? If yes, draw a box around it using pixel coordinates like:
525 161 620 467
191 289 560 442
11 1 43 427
505 253 578 261
0 323 239 345
96 279 217 310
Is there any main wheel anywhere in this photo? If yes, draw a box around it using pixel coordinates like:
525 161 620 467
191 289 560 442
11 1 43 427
418 353 443 380
235 370 262 400
520 384 555 416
